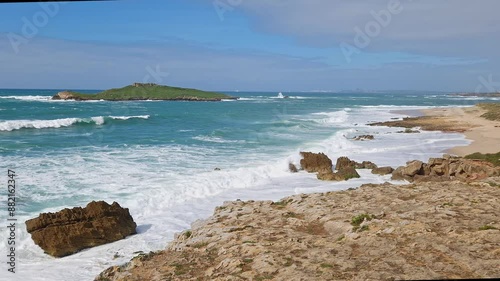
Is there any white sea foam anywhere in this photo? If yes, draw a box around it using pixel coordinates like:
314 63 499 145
0 115 150 132
307 110 350 125
108 115 150 120
192 135 245 143
0 95 52 101
445 96 500 101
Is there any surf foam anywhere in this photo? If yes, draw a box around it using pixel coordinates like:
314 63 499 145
0 116 150 132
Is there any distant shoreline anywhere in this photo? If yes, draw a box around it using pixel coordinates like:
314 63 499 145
372 104 500 156
423 105 500 156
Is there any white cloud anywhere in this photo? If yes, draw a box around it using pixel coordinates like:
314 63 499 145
1 34 497 92
228 0 500 58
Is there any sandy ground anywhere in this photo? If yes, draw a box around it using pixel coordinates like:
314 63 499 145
423 106 500 156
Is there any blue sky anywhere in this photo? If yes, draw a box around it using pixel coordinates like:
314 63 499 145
0 0 499 92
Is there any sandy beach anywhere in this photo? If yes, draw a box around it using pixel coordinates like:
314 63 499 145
423 105 500 156
371 104 500 156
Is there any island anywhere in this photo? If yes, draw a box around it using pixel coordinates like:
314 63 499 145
52 83 237 101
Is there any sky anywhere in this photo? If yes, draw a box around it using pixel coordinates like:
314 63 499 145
0 0 499 92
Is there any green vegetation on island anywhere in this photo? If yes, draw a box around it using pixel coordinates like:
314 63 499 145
52 83 236 101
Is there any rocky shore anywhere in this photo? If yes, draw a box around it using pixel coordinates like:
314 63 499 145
370 103 500 155
96 155 500 281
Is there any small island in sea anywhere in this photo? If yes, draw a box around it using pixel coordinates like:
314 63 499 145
52 83 236 101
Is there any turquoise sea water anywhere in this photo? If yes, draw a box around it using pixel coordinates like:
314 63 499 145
0 89 498 280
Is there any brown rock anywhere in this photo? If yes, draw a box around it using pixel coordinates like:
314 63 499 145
317 171 341 181
26 201 136 257
372 166 394 175
336 166 361 180
392 161 424 181
336 157 377 170
335 156 357 171
299 152 333 174
391 166 408 181
403 160 425 176
352 135 374 141
397 128 421 134
317 167 360 181
288 163 298 173
356 161 378 169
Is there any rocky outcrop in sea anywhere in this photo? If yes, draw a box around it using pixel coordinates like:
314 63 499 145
26 201 136 257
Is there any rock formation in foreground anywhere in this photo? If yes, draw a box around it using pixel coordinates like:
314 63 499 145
336 156 377 170
96 177 500 281
392 154 500 182
299 153 381 181
298 153 362 181
371 166 394 175
26 201 137 257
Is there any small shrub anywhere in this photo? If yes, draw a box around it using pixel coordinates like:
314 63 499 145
358 225 370 232
351 213 374 226
284 257 293 267
479 225 498 231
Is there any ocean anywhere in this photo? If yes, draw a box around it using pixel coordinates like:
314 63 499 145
0 89 498 281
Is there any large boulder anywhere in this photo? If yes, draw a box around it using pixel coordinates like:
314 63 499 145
355 161 378 169
392 160 424 181
318 156 361 181
317 167 360 181
336 157 377 170
26 201 137 257
371 166 394 175
335 156 357 171
300 152 333 174
336 166 361 180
